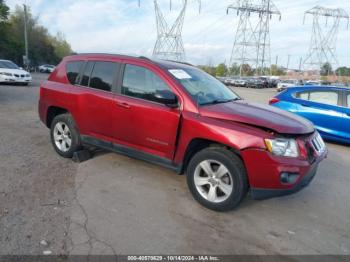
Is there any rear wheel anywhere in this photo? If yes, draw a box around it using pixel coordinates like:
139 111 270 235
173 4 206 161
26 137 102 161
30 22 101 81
50 113 82 158
186 147 248 211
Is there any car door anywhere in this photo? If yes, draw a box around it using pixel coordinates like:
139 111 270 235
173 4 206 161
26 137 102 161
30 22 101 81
112 63 181 160
73 60 120 140
293 89 344 138
341 91 350 140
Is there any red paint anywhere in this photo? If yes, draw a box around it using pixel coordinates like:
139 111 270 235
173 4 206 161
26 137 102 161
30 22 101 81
39 54 327 191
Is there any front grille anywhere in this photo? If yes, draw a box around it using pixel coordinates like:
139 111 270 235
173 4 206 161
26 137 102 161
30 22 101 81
304 132 326 163
311 132 326 154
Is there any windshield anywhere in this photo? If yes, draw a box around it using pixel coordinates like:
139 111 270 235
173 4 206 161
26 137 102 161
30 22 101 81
0 61 20 69
169 68 240 106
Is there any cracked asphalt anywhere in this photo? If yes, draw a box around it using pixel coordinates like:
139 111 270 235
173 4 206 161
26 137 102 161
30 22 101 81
0 74 349 255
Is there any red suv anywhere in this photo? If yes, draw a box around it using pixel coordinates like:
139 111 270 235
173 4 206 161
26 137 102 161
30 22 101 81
39 54 327 211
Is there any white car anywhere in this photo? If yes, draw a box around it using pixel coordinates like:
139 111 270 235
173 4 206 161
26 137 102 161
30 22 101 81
0 60 32 86
276 79 301 92
38 64 56 73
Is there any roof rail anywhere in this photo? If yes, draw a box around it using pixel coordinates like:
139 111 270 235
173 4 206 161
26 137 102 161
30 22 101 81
164 60 194 66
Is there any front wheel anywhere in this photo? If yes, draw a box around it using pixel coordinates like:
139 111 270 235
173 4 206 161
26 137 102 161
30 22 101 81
50 113 82 158
186 147 248 211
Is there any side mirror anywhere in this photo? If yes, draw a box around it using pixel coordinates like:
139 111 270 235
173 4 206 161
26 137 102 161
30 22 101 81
19 67 23 70
154 90 179 108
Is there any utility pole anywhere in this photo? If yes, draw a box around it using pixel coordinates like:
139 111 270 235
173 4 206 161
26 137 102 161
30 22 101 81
286 54 291 71
23 4 29 69
275 55 278 66
298 57 303 71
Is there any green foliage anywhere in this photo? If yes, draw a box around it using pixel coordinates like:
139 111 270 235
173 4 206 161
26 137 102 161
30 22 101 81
0 4 72 66
0 0 9 21
270 64 285 76
335 66 350 76
215 63 228 77
198 65 217 76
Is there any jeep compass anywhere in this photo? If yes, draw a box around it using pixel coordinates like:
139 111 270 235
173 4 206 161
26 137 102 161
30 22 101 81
39 54 327 211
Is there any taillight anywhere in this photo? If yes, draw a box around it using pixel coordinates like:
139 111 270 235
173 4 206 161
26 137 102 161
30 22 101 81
269 97 280 105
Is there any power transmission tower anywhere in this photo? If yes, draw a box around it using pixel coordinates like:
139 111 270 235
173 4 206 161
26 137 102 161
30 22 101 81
227 0 281 76
152 0 201 62
303 6 349 71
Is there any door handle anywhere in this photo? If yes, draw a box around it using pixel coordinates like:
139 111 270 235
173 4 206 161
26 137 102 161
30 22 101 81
117 102 131 109
301 103 310 107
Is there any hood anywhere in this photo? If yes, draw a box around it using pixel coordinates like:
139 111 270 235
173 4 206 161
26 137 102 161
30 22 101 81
200 100 314 135
0 68 30 75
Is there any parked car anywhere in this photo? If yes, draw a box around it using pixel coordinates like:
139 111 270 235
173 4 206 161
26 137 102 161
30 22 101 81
246 78 267 89
269 86 350 144
39 64 56 73
277 79 302 92
0 59 32 85
232 78 248 87
39 54 327 211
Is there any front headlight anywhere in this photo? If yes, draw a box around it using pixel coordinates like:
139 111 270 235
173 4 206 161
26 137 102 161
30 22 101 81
0 72 13 76
265 138 299 157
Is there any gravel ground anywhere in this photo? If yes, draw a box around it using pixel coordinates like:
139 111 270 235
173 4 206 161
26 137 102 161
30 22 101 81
0 74 77 255
0 74 349 256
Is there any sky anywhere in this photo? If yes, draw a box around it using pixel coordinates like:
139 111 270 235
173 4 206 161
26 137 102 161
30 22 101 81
5 0 350 68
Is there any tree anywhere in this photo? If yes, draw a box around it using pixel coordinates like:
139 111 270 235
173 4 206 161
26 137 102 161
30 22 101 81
0 0 9 22
50 32 73 59
320 62 333 76
216 63 228 77
0 5 73 66
229 63 240 76
335 67 350 77
270 64 285 76
241 64 253 76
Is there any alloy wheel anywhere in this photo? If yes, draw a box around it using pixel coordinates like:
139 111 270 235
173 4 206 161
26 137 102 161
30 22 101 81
53 122 72 152
194 160 234 203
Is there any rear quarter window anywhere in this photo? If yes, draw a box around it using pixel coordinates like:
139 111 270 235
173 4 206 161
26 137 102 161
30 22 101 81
66 61 84 85
295 90 339 106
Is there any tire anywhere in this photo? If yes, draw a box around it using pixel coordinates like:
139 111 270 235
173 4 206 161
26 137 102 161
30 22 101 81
186 147 248 211
50 113 82 158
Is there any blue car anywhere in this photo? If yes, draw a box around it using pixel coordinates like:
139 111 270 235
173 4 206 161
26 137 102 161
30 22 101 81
269 86 350 144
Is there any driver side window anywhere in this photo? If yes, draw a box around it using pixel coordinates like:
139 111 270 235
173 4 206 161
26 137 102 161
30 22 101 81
122 64 171 103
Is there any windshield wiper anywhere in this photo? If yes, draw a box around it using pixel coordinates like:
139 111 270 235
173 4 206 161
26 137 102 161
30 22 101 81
200 98 240 106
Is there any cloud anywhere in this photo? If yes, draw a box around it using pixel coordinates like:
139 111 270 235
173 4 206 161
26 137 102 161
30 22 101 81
5 0 350 67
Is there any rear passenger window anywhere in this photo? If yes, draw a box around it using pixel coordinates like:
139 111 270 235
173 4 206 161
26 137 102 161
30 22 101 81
89 62 117 92
122 64 171 103
296 92 309 100
80 61 118 92
66 61 83 85
347 93 350 107
296 91 338 106
309 91 338 106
